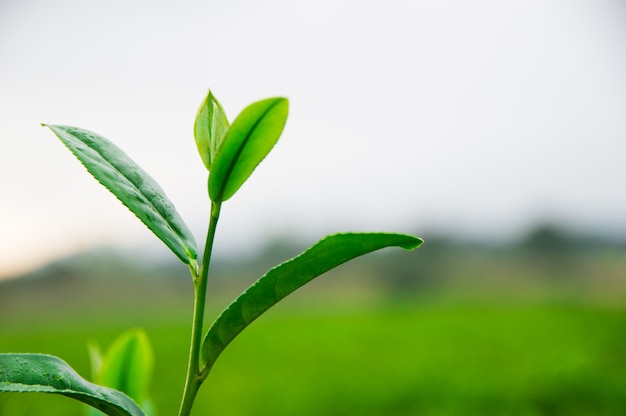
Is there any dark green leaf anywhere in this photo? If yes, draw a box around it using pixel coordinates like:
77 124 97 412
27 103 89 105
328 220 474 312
43 125 198 268
0 354 145 416
200 232 422 370
208 97 288 202
194 90 229 171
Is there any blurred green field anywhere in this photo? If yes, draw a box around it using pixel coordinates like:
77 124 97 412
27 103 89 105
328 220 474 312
2 296 626 415
1 231 625 415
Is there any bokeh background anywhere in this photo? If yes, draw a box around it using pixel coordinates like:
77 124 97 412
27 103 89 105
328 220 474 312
1 1 626 415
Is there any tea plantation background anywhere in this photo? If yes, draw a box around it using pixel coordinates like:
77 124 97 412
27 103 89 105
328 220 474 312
1 225 626 415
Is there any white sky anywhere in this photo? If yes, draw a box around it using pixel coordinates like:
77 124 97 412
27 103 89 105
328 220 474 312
1 0 625 279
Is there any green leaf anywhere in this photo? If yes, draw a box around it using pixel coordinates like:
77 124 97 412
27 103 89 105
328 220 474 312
194 90 229 171
88 342 103 382
90 329 154 416
200 232 422 370
0 353 145 416
208 97 288 202
43 124 198 268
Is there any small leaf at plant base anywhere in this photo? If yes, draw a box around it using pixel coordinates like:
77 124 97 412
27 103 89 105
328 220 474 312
91 329 155 416
200 232 422 371
208 97 288 202
194 90 229 170
43 125 198 267
0 353 146 416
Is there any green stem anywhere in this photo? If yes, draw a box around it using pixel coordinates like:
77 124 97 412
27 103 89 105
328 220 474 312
178 201 221 416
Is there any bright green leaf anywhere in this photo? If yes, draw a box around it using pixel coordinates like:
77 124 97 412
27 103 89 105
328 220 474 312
208 97 288 202
200 232 422 371
86 343 105 416
0 353 145 416
194 90 229 171
43 124 198 268
90 329 154 416
87 342 103 384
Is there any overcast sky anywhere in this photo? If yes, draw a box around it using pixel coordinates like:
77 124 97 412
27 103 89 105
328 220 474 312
1 0 625 279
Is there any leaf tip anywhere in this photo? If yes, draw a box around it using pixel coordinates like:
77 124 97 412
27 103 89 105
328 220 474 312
275 97 289 109
397 234 423 251
409 236 424 250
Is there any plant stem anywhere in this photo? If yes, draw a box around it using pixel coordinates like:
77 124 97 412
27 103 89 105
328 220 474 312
178 201 221 416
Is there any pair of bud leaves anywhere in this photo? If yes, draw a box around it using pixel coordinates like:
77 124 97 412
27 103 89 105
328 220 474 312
194 91 289 203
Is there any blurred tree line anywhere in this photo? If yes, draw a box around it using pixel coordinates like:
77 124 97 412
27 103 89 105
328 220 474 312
1 223 625 314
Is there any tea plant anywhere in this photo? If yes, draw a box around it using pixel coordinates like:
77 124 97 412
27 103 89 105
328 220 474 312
0 90 422 415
